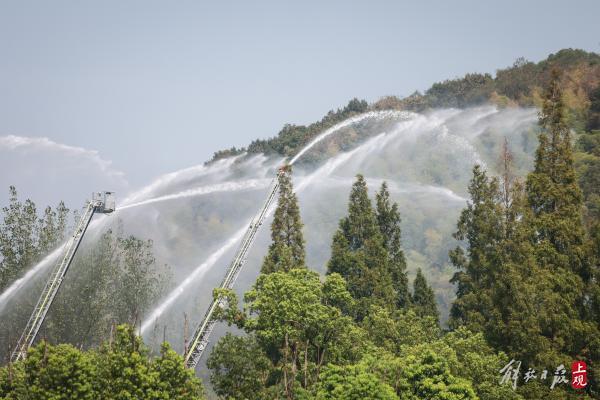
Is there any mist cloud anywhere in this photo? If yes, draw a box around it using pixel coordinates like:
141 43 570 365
0 135 128 208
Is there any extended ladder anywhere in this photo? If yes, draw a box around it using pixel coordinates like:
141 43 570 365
11 192 115 362
184 168 284 368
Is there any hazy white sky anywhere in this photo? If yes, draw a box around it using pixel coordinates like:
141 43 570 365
1 0 599 206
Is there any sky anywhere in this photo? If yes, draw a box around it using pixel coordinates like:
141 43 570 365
1 0 599 207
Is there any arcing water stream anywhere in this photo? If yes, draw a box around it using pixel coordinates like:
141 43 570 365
139 106 537 336
0 156 274 310
0 106 538 353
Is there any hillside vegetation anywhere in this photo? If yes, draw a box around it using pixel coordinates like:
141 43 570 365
1 49 599 399
209 48 600 163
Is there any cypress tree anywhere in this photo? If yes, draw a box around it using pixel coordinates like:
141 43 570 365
522 70 600 374
449 165 504 331
412 269 439 324
340 175 380 250
448 74 600 393
525 69 588 278
375 182 410 308
261 166 306 274
327 175 396 318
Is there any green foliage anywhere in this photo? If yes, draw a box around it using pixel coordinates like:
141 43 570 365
244 268 359 365
206 146 246 165
16 342 94 400
210 49 600 166
376 182 410 308
361 306 440 354
96 325 157 399
495 58 539 103
153 342 205 400
0 186 68 291
449 165 504 333
449 73 600 398
0 191 170 359
440 328 522 400
315 363 399 400
327 175 398 318
412 268 440 324
575 129 600 222
210 268 362 398
209 98 368 163
587 85 600 130
0 325 205 400
395 350 478 400
262 167 306 274
207 333 271 400
42 227 169 349
426 73 495 108
354 347 478 400
340 175 381 250
526 70 587 275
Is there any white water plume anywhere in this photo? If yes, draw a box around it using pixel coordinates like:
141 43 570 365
0 158 267 310
322 176 467 203
138 128 392 333
289 110 413 164
0 244 66 312
1 106 539 348
139 158 350 333
0 214 116 310
119 179 271 211
139 106 540 336
120 156 242 205
140 223 249 334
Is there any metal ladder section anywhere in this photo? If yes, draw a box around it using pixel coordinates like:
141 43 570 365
11 195 108 362
184 170 282 368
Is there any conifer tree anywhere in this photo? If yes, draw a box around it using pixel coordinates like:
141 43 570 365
340 175 381 250
375 182 410 308
522 70 600 378
328 175 381 282
526 69 588 278
328 175 396 318
262 166 306 274
412 269 439 324
448 74 600 396
449 165 504 331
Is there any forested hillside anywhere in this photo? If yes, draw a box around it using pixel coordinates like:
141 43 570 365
0 49 599 399
209 48 600 164
201 68 600 398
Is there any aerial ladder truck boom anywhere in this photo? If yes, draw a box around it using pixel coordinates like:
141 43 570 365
184 166 287 368
11 192 115 362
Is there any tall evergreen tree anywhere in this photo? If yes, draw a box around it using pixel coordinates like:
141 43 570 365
449 74 600 397
412 269 439 324
522 70 600 388
340 175 381 250
449 165 504 332
526 69 589 279
328 175 396 318
261 166 306 274
375 182 410 308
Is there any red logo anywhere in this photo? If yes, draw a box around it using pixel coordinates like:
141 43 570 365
571 361 587 390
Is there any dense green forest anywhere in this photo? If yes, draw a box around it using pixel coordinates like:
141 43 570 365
202 68 599 398
0 325 204 399
0 49 599 398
